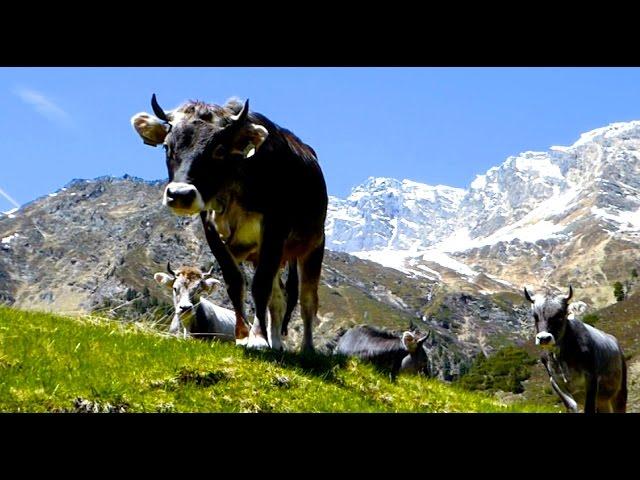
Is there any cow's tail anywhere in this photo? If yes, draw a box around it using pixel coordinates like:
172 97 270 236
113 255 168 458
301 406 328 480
281 259 299 336
615 352 628 413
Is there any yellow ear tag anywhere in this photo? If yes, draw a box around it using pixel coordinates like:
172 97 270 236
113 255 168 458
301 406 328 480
243 144 256 158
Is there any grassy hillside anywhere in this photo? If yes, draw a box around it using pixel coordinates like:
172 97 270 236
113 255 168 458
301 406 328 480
0 306 557 413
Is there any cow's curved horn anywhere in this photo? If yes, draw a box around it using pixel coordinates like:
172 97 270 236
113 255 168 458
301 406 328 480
566 285 573 301
418 331 431 344
167 261 176 277
230 98 249 124
204 265 215 277
151 93 170 122
524 287 534 304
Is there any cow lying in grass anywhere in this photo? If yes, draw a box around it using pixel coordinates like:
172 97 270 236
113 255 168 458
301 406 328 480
154 262 235 341
154 262 276 347
334 325 431 381
524 286 627 413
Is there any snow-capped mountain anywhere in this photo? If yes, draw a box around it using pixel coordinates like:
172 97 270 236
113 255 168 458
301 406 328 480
326 178 465 252
326 120 640 303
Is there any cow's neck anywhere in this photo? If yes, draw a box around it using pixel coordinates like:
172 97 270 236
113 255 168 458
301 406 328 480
554 320 581 365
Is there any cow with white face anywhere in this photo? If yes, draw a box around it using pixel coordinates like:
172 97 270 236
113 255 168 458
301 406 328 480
154 262 235 340
524 285 627 413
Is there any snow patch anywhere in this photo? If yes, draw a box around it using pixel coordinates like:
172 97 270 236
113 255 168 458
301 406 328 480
2 208 18 219
571 121 640 148
484 273 514 287
1 233 20 244
592 206 640 232
512 154 564 179
353 249 414 274
353 249 440 281
470 174 487 190
420 249 478 277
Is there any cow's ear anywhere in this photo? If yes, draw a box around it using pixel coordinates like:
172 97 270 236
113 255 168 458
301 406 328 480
131 112 169 146
201 277 222 293
401 331 418 352
154 272 174 288
230 123 269 158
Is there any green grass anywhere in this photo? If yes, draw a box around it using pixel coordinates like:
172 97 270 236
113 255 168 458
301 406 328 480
0 306 557 413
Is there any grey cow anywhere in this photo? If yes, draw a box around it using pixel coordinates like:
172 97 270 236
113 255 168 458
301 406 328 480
334 325 430 380
524 285 627 413
154 262 235 341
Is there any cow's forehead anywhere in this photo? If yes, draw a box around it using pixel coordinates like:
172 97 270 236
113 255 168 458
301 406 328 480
163 99 245 145
175 100 241 126
173 269 203 290
531 294 566 317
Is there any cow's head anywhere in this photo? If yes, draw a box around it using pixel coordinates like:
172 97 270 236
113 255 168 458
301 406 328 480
399 330 431 375
524 285 573 349
131 95 269 216
154 262 221 334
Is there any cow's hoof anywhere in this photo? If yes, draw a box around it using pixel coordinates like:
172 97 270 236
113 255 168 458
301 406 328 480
246 331 270 349
247 339 269 350
235 337 249 347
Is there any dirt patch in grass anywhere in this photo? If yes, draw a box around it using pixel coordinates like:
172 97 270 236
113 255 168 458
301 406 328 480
175 367 228 387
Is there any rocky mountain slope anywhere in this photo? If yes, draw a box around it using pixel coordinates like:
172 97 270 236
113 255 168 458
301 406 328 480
326 121 640 307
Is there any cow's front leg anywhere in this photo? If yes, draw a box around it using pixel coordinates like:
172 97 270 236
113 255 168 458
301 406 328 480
542 356 578 412
169 315 182 337
200 212 250 344
550 376 579 412
251 224 287 349
584 374 599 414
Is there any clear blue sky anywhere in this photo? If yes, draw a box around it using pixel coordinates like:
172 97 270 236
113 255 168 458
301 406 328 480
2 67 640 211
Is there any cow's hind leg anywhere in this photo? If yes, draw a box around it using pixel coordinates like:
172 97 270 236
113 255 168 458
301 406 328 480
597 398 614 413
281 260 299 336
298 238 325 354
614 357 628 413
613 388 627 413
266 271 286 350
584 374 598 414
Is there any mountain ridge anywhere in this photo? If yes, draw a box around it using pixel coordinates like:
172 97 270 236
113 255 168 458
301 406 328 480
325 119 640 306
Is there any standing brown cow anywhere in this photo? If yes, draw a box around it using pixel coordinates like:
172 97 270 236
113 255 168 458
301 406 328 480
131 95 327 352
